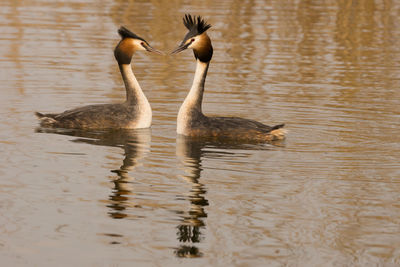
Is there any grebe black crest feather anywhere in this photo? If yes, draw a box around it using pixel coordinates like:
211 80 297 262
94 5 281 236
183 14 211 38
118 26 146 42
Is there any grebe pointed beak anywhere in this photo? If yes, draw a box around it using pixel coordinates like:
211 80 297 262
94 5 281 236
143 43 164 55
171 42 190 54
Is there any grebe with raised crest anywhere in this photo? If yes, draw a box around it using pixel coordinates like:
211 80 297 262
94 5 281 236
36 26 162 129
172 14 286 142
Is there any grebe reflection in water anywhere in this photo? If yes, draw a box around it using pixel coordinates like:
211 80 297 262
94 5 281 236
36 127 151 221
175 135 209 258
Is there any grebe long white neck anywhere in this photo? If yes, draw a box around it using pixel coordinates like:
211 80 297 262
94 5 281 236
119 63 152 127
120 63 150 106
177 60 209 134
113 27 160 126
183 60 209 112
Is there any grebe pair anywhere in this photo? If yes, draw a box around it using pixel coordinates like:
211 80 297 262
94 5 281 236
36 14 286 142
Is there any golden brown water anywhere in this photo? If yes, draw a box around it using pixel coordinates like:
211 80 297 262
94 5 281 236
1 0 400 266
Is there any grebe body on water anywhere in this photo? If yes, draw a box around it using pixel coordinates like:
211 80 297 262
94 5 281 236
36 27 161 129
172 14 286 142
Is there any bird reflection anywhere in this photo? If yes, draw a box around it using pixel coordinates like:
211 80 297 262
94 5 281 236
105 130 151 220
174 136 284 257
36 127 151 220
175 135 210 258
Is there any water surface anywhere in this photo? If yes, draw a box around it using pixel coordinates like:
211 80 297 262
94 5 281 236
1 0 400 266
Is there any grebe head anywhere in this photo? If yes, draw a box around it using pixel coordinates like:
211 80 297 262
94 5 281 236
172 14 213 63
114 26 162 64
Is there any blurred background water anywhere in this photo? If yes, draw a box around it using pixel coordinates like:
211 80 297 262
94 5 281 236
0 0 399 266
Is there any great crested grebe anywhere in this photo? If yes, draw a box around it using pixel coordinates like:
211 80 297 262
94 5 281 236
35 26 162 129
172 14 286 142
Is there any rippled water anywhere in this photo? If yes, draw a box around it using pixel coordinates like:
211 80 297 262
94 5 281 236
1 0 400 266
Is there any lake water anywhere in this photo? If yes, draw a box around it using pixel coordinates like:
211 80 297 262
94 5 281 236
1 0 400 266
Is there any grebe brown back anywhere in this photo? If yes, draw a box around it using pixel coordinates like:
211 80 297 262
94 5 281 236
172 14 286 142
35 26 162 129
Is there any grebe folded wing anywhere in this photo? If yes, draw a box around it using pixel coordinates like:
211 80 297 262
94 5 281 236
206 117 283 132
36 103 140 129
